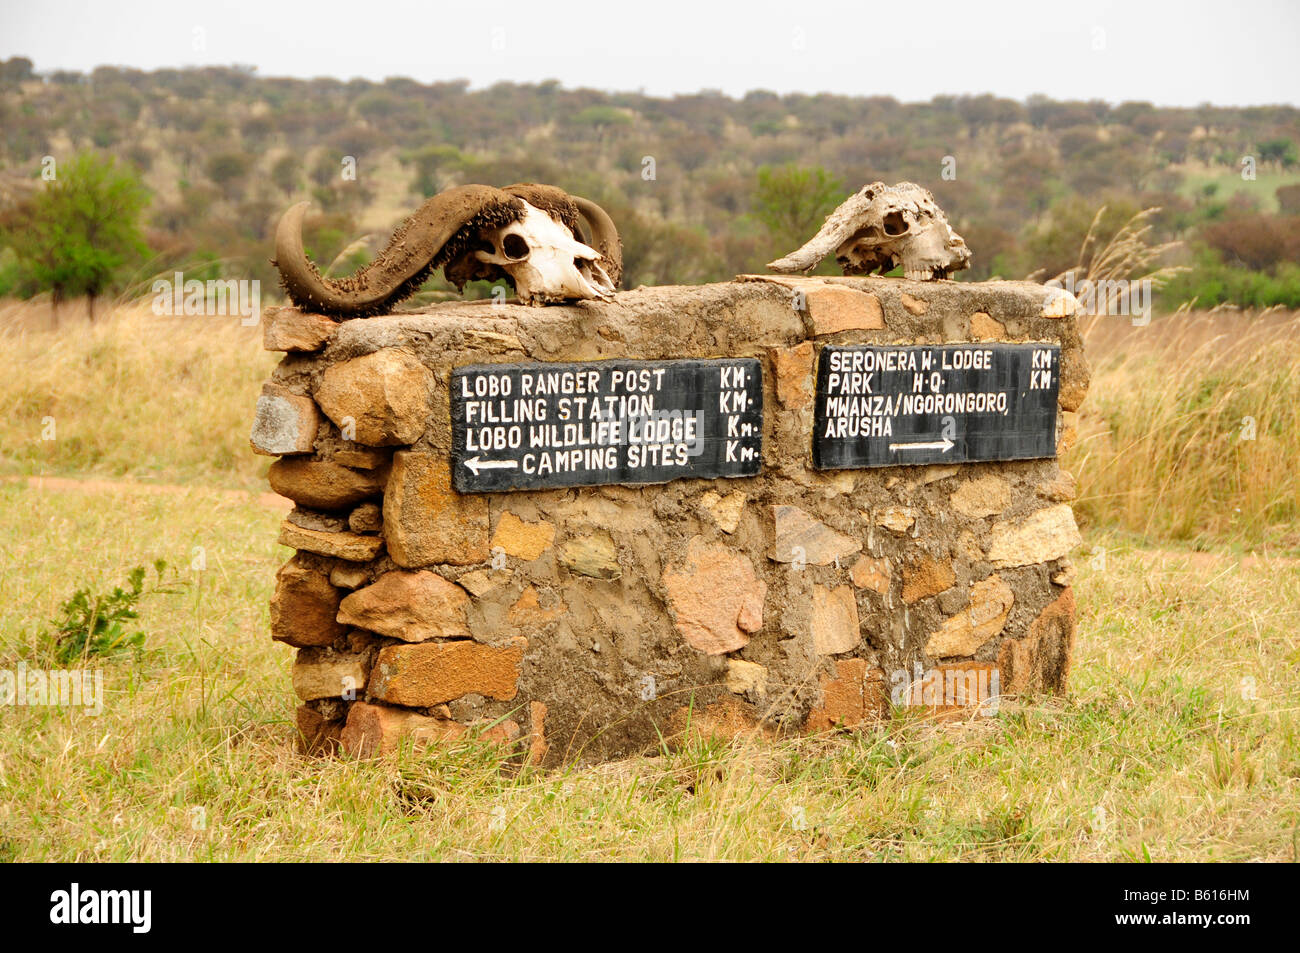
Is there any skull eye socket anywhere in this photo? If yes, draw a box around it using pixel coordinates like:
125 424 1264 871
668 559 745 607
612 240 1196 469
502 233 530 260
883 211 908 236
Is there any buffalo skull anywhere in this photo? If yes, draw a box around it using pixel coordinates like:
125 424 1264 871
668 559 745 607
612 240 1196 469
767 181 971 281
274 183 622 316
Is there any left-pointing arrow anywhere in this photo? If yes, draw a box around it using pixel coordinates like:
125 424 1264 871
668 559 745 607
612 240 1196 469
464 455 520 475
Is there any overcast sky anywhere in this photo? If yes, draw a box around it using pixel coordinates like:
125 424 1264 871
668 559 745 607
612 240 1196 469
2 0 1297 106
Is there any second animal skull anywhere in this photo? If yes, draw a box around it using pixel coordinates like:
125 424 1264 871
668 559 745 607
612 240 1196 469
767 182 971 281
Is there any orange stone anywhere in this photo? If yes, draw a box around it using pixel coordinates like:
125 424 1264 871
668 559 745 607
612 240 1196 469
262 307 339 352
271 555 347 647
849 555 891 594
491 512 555 561
806 658 887 731
662 536 767 655
508 586 566 628
806 285 884 335
368 637 528 707
339 701 466 758
810 584 861 655
384 452 489 567
295 704 345 756
267 458 387 509
969 311 1005 340
925 575 1014 657
315 348 433 446
528 700 549 765
998 588 1076 695
899 662 1001 717
901 553 956 604
770 341 814 408
337 570 470 642
900 293 929 316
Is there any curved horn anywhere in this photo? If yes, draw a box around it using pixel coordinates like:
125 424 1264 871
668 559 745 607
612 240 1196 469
274 185 523 317
766 183 880 274
571 195 623 289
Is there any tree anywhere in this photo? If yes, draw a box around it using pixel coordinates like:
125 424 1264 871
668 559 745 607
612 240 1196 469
752 164 845 251
0 151 149 320
1258 138 1298 167
1277 183 1300 216
399 144 463 198
0 57 34 86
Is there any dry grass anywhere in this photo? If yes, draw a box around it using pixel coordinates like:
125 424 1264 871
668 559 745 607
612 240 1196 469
0 298 274 490
1066 310 1300 548
1036 206 1187 311
0 298 1296 861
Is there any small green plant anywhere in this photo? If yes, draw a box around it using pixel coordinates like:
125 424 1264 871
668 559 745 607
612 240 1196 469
42 560 181 666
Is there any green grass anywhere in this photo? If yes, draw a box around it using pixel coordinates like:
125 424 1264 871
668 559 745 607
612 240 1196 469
1 483 1295 861
1174 163 1300 213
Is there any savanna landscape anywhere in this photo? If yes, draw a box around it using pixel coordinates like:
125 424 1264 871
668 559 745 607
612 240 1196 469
0 56 1297 863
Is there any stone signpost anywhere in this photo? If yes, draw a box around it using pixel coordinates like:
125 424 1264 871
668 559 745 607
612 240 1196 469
252 274 1088 763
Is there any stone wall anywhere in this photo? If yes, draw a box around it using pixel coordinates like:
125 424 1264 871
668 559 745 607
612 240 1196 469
251 275 1089 763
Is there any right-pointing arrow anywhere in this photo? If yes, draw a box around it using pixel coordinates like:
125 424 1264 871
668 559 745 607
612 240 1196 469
888 437 955 453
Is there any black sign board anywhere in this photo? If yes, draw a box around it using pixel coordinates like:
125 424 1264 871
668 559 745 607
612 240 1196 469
813 343 1059 469
451 358 762 492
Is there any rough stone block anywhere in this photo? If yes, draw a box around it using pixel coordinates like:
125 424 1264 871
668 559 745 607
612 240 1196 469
987 504 1082 568
925 575 1014 658
849 555 892 594
295 704 345 756
491 512 555 561
383 452 489 567
969 311 1005 340
340 701 466 758
810 583 861 655
950 474 1012 519
348 502 383 534
267 458 387 509
263 307 339 352
771 341 814 407
998 588 1076 695
899 662 1001 715
336 570 470 641
278 521 385 562
902 554 956 604
662 536 766 655
315 348 433 446
271 555 347 648
770 504 861 566
369 637 528 707
806 659 887 731
292 648 369 701
725 659 768 698
806 285 885 335
696 489 746 534
558 532 621 579
250 384 320 456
